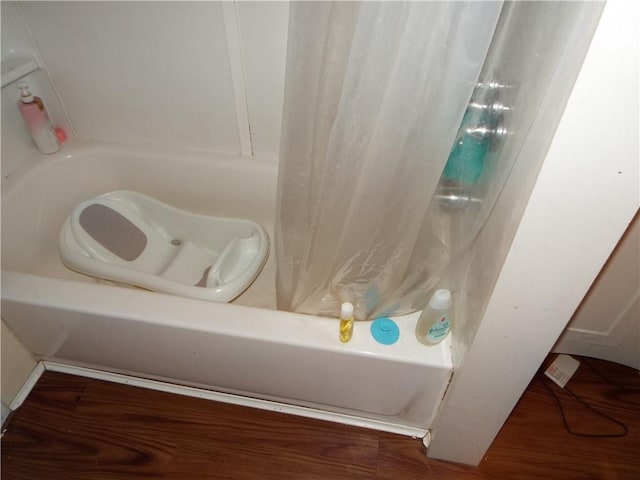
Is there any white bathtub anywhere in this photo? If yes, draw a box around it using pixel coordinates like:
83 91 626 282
1 139 452 435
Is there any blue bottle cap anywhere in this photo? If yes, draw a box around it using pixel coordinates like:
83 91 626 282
370 317 400 345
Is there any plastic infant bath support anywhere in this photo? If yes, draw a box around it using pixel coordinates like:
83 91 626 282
59 191 269 302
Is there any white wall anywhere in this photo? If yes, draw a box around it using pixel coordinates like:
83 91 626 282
1 2 45 407
1 0 73 171
237 2 289 156
1 319 37 406
3 1 288 163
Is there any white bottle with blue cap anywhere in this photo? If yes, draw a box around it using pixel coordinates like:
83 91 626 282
415 289 452 345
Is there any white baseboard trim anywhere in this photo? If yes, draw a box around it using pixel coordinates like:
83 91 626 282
37 361 427 439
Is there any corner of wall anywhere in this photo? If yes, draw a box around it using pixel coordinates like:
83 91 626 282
2 1 73 176
1 319 37 406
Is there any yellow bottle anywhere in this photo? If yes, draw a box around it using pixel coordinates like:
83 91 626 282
339 302 354 343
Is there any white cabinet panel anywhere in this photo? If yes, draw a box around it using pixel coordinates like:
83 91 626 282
554 213 640 369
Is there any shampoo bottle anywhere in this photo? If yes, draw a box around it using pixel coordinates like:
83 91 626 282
415 289 452 345
17 83 60 154
339 302 354 343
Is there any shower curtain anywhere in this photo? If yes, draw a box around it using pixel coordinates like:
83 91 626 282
275 1 503 319
275 1 593 320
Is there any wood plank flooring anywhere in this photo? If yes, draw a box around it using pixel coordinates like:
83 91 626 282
2 355 639 479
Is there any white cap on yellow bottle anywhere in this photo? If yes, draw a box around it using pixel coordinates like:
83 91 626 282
340 302 354 318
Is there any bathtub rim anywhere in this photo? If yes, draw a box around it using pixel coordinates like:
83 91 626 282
2 137 279 197
1 270 453 367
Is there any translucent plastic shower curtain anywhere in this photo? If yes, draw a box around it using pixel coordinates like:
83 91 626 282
275 1 504 319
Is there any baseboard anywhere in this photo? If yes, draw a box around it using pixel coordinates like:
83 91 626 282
39 361 428 439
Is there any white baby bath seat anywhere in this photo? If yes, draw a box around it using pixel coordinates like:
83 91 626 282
59 191 269 302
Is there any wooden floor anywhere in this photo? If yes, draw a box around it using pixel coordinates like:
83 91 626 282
2 356 639 479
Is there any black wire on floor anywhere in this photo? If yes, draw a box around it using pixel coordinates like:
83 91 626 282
580 357 640 405
537 357 639 438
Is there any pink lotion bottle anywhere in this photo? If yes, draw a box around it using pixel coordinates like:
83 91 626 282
17 83 60 154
